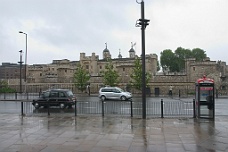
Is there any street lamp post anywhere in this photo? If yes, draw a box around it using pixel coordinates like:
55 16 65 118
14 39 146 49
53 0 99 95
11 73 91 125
18 50 24 116
19 31 27 92
136 0 150 119
19 31 27 80
18 50 23 93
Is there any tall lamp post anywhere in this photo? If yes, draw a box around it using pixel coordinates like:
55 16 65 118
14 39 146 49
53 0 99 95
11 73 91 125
18 50 23 93
136 0 150 119
19 31 27 92
18 50 24 116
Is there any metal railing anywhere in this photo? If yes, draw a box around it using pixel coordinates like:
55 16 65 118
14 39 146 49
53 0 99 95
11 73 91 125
0 92 39 100
0 97 195 118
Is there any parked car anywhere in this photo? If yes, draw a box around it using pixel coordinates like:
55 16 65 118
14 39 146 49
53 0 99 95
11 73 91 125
99 87 132 101
32 89 76 109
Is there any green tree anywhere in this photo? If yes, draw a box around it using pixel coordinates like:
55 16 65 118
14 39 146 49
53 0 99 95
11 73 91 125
174 47 192 72
101 59 119 86
0 80 16 93
73 64 90 92
191 48 206 61
160 49 178 72
160 47 207 72
130 57 151 90
157 60 161 71
0 80 7 88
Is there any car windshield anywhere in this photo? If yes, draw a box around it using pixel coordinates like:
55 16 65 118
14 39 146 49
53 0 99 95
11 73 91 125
41 91 50 98
66 91 74 96
116 87 124 92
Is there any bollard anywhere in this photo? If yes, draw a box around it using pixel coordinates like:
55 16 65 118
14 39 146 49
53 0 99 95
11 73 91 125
102 100 104 117
48 99 50 116
216 89 218 99
193 99 196 118
161 99 164 118
130 99 133 117
75 100 77 116
21 102 24 116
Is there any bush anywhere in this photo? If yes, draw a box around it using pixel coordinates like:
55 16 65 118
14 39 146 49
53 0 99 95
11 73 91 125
0 87 16 93
187 91 195 95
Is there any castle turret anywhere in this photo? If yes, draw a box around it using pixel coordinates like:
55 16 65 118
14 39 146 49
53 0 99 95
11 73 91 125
103 43 111 59
118 49 122 58
129 42 136 58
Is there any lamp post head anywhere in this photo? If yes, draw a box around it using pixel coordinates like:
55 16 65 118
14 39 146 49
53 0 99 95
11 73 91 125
19 50 22 53
19 31 27 35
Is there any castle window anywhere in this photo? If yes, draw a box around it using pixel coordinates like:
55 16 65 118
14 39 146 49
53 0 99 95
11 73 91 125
65 70 67 73
123 68 125 71
193 67 195 71
100 66 102 69
86 65 89 69
40 73 42 76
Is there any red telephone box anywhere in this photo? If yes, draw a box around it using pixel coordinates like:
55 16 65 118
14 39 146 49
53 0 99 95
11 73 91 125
195 75 215 119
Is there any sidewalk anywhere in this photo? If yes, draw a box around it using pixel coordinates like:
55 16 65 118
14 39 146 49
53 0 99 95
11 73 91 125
0 114 228 152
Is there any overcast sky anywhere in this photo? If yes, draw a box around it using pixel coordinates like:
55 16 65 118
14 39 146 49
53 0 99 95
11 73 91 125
1 0 228 65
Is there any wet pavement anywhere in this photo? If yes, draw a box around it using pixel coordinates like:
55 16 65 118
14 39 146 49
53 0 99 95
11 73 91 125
0 114 228 152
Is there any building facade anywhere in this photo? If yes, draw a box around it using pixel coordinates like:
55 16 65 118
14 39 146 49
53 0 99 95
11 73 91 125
0 63 25 80
1 45 228 95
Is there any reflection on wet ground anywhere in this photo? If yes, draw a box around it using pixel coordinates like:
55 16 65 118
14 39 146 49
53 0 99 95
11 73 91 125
33 107 75 114
0 114 228 152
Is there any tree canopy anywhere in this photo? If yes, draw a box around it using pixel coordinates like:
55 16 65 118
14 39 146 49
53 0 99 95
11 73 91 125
130 57 151 90
73 64 90 92
101 59 119 86
0 80 16 93
160 47 206 72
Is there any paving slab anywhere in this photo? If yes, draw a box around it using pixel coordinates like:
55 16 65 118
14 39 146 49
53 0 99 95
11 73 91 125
0 114 228 152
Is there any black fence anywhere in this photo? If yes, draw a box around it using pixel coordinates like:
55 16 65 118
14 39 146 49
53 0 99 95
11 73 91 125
0 92 39 100
0 93 195 118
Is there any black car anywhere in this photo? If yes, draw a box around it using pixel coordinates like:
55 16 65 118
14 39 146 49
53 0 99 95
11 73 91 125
32 89 76 109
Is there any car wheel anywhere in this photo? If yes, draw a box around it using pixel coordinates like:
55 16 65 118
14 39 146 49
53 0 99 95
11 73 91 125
34 102 40 109
60 103 66 109
120 96 126 101
101 96 106 101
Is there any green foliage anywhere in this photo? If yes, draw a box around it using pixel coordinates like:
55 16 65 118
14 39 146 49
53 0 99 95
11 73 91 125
0 80 7 87
175 47 192 72
160 47 207 72
157 60 161 71
130 57 151 90
160 49 177 72
0 87 16 93
191 48 206 61
73 64 90 92
101 59 119 86
0 80 16 93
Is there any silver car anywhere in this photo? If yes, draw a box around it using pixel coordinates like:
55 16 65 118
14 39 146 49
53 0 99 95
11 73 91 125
99 87 132 101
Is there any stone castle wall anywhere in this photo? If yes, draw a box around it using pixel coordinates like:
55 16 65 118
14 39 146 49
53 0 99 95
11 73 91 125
6 53 228 96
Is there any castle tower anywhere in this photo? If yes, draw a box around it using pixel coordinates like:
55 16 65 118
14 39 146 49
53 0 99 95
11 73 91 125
118 49 122 58
129 42 136 58
103 43 111 60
